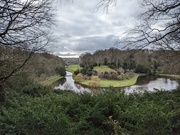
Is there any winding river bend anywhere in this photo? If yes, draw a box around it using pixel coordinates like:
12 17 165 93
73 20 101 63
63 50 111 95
54 72 90 93
54 71 180 94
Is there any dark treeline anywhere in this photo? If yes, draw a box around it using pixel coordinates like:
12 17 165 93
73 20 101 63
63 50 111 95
79 48 180 74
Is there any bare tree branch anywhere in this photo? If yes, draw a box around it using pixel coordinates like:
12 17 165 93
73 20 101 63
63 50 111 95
96 0 117 13
0 0 56 101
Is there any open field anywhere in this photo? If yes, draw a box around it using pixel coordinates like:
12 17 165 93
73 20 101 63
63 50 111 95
41 75 62 86
94 66 113 72
81 74 139 87
66 64 82 72
67 65 113 73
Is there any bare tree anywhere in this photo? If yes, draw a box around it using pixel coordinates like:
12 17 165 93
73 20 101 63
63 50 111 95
123 0 180 73
96 0 117 13
98 0 179 51
0 0 54 102
123 0 180 50
98 0 180 73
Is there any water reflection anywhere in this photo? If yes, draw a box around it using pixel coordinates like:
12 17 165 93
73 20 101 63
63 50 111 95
52 78 66 86
124 77 180 94
54 71 180 94
54 72 90 93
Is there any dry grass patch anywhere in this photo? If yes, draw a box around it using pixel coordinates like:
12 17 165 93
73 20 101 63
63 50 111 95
74 73 84 82
89 76 100 87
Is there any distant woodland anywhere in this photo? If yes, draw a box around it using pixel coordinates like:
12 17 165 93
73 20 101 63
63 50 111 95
79 48 180 75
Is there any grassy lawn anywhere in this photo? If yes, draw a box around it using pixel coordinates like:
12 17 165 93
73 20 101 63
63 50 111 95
94 66 112 72
67 65 112 73
67 64 82 72
41 75 63 86
81 74 139 87
159 74 180 79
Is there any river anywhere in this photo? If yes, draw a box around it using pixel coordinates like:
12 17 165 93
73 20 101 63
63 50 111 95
54 71 180 94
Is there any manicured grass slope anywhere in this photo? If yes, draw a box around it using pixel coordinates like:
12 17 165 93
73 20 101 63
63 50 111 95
67 64 82 72
94 66 113 72
81 74 139 87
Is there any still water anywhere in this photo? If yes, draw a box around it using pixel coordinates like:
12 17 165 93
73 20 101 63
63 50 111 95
54 71 180 94
54 72 90 93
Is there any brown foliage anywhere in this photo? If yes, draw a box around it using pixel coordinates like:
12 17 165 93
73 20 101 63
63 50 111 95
74 73 84 82
89 76 100 87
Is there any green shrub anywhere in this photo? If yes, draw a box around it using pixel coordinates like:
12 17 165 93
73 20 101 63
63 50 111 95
74 69 80 75
55 67 66 77
0 86 179 135
135 64 151 74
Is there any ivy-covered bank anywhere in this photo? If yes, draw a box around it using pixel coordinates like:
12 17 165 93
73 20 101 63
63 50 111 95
0 75 179 135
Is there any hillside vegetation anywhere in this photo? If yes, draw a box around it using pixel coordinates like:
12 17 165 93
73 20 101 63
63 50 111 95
23 52 66 82
0 75 179 135
0 45 66 83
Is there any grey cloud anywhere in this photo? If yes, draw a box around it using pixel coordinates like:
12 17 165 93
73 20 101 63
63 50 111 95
54 52 78 56
68 34 120 51
48 0 144 57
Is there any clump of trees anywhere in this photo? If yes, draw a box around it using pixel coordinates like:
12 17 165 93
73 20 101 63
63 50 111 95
134 64 151 74
55 67 66 77
79 49 161 75
74 64 135 81
98 70 134 80
74 66 97 77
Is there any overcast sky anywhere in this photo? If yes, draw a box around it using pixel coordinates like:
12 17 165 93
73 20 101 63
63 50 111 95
47 0 144 57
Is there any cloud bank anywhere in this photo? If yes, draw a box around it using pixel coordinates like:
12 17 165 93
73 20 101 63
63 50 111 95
48 0 144 57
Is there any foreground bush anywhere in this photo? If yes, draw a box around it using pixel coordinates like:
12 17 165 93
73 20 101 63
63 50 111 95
0 87 179 135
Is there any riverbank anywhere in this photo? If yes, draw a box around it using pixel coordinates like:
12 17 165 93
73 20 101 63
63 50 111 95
41 75 63 86
159 74 180 79
79 74 140 87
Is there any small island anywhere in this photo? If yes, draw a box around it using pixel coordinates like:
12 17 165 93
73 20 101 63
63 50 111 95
67 64 140 87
